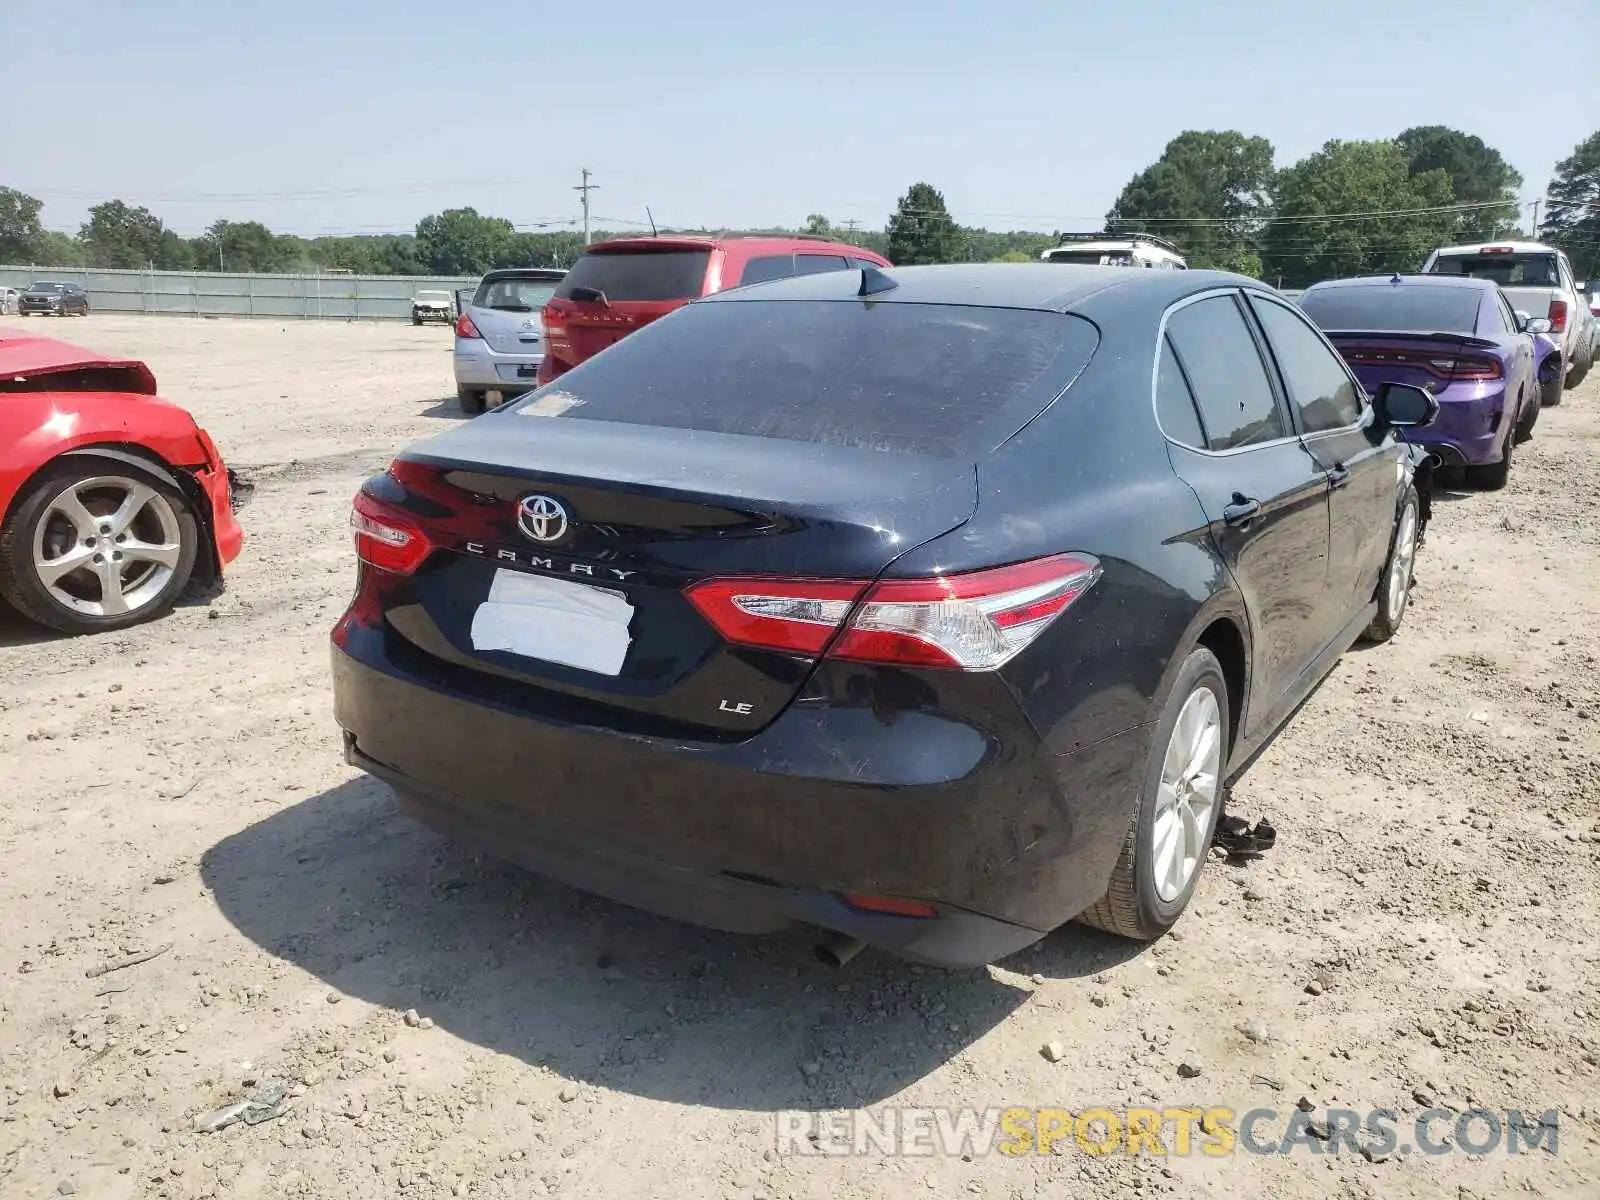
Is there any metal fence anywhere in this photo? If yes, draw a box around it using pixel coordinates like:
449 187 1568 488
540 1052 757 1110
0 265 478 322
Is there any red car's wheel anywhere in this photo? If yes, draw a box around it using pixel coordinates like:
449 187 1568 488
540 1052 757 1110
0 458 199 634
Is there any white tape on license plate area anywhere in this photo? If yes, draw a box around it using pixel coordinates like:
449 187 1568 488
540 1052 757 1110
469 569 633 676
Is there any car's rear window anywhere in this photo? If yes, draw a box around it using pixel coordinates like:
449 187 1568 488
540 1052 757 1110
553 249 711 303
1299 285 1482 334
1427 253 1560 288
473 276 561 312
506 300 1099 457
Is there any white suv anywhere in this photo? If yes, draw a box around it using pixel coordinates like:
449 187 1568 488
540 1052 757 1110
1422 241 1594 398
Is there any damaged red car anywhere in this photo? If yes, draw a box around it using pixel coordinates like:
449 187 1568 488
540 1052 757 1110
0 331 244 634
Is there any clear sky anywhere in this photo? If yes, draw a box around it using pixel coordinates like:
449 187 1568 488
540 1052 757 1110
3 0 1595 238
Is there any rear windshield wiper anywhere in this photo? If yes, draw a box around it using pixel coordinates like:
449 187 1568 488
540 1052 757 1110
567 286 610 306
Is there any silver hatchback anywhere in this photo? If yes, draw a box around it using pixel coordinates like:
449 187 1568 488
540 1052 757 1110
452 267 566 414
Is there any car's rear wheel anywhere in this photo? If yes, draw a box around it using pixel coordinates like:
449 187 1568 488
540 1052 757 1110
0 460 199 635
1566 342 1591 389
1363 485 1419 643
1077 647 1229 941
457 388 487 415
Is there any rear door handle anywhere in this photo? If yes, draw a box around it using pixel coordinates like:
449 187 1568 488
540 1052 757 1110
1222 496 1262 529
1326 463 1352 489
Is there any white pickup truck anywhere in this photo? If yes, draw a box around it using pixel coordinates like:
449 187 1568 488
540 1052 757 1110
1422 241 1594 401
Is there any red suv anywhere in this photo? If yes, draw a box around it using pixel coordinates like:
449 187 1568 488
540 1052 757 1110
537 235 890 383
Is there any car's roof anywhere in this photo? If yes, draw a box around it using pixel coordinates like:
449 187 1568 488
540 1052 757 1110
1305 274 1497 294
702 263 1265 312
477 267 566 282
587 234 880 256
1431 240 1560 256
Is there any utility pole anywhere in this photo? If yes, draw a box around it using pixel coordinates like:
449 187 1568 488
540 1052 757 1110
843 218 858 237
1529 198 1541 239
574 168 598 245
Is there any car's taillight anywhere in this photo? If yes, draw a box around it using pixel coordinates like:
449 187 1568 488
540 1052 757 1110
1441 356 1503 381
685 554 1101 671
1548 300 1567 333
455 312 481 339
349 491 432 575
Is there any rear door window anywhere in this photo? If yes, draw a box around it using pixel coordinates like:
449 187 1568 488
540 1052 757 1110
553 249 711 302
737 254 795 286
1165 294 1286 452
795 254 850 275
509 300 1099 458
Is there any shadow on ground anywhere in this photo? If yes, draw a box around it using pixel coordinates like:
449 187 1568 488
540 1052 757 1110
201 776 1142 1110
0 600 68 647
419 396 469 420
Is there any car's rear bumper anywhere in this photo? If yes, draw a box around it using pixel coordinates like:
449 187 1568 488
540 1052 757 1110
330 627 1147 967
1419 387 1511 466
453 342 544 389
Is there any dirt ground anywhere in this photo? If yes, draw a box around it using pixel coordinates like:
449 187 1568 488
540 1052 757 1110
1 313 1597 1200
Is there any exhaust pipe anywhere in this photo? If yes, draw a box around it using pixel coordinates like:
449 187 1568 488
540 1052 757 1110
814 932 866 968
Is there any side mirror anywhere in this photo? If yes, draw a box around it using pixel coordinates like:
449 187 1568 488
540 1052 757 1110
1526 317 1552 335
1373 381 1438 430
1514 310 1531 332
1576 280 1588 294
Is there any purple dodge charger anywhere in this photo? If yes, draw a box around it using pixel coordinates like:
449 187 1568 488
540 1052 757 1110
1297 275 1551 489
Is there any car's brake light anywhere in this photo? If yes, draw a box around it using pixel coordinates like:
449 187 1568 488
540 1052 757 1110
685 554 1101 671
1481 246 1513 255
349 491 432 575
455 312 481 339
1548 299 1567 333
1438 356 1503 381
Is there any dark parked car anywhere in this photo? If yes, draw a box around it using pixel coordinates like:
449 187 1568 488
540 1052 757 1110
332 264 1437 968
1297 275 1546 488
18 281 90 317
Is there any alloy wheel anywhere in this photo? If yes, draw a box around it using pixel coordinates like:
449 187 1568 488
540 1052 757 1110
31 475 184 618
1150 686 1223 902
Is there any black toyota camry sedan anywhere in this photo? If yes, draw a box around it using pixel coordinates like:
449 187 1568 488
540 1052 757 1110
331 264 1438 968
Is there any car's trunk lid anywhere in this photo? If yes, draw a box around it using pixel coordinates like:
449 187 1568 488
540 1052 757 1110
1322 331 1500 393
373 415 975 738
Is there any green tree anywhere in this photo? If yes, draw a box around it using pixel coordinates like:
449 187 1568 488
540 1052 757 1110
0 186 46 262
886 183 959 265
80 200 188 269
1541 130 1600 278
32 230 86 267
1395 125 1522 239
193 220 293 273
1105 131 1276 272
803 213 832 236
1262 140 1457 288
416 207 515 274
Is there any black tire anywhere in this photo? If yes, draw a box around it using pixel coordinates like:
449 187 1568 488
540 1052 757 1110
1567 344 1590 389
1513 386 1539 444
412 315 423 326
457 388 487 415
1077 647 1230 941
1363 485 1419 643
1466 430 1513 490
0 458 200 635
1541 360 1563 406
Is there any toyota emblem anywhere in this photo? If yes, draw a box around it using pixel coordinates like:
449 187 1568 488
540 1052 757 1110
516 494 570 543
